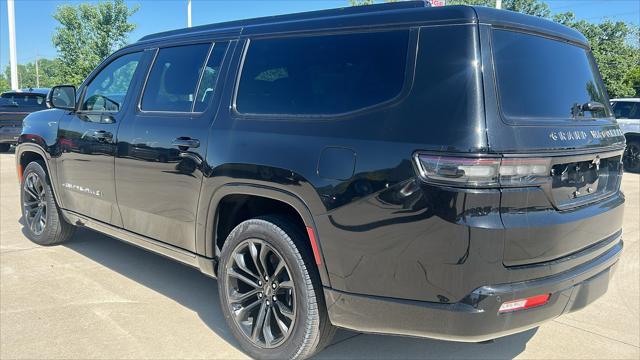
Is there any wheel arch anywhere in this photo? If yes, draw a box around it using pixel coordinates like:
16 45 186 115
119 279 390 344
15 143 64 208
202 183 331 287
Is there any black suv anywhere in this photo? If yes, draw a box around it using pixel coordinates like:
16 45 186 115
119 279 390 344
16 3 626 359
0 88 50 152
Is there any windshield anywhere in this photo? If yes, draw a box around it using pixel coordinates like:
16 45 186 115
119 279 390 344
611 101 639 119
492 29 612 121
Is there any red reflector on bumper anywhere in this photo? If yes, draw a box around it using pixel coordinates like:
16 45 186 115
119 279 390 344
498 294 551 313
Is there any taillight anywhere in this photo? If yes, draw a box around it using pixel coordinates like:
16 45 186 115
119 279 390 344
498 294 551 313
414 154 550 188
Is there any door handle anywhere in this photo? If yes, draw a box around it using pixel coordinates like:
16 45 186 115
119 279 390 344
172 137 200 150
93 130 113 142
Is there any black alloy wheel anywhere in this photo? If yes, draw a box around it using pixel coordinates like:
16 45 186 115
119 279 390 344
23 172 48 235
218 217 335 360
20 161 75 245
225 238 296 348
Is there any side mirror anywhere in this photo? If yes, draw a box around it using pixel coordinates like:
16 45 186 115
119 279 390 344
47 85 77 111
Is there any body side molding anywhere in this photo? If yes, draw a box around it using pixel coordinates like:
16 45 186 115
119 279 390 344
61 209 218 277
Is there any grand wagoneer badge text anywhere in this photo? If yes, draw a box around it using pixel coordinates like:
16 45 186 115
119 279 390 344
549 128 624 141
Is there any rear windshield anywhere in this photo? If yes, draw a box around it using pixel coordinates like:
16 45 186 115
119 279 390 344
492 30 611 121
0 93 47 108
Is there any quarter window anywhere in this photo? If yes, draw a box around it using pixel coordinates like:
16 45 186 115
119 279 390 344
141 43 211 112
236 31 410 115
81 52 143 112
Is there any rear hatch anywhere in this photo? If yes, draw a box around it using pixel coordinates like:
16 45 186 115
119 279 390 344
0 110 30 127
0 93 47 128
484 28 626 266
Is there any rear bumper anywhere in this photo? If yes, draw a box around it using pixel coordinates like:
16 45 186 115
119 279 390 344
324 239 622 342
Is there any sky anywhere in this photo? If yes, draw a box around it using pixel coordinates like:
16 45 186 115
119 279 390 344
0 0 639 72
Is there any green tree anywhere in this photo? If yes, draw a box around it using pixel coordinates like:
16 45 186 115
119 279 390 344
554 12 640 98
625 66 640 96
503 0 550 17
448 0 549 17
3 59 64 89
2 59 64 90
52 0 138 86
0 74 10 93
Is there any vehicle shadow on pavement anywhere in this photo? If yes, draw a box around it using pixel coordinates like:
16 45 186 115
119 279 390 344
60 228 241 346
60 226 536 360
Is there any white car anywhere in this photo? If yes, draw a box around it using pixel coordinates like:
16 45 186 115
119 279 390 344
611 98 640 172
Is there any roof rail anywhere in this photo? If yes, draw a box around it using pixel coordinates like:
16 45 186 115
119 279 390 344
138 1 429 42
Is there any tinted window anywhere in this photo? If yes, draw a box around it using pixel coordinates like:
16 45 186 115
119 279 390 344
493 30 611 120
141 43 211 112
194 42 228 112
612 101 638 119
0 93 47 108
236 31 409 115
82 52 142 112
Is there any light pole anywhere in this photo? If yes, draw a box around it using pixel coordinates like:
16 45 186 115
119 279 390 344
35 51 40 88
7 0 19 90
187 0 192 27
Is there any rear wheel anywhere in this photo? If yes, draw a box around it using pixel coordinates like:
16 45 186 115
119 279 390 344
218 217 335 360
20 161 75 245
623 139 640 173
0 144 11 152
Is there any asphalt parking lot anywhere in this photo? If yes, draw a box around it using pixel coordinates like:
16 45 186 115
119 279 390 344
1 151 638 359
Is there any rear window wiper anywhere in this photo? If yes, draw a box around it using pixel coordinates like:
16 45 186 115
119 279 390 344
571 101 605 119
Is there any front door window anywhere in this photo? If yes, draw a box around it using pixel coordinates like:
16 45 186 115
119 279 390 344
81 52 143 112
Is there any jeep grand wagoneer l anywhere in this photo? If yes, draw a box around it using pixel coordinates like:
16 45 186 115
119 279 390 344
16 3 625 359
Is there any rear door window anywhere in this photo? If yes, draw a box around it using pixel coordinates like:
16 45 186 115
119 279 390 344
141 43 211 112
236 30 410 115
492 30 611 121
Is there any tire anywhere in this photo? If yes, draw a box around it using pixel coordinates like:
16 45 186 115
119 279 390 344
623 139 640 173
0 143 11 152
218 216 335 360
20 161 75 245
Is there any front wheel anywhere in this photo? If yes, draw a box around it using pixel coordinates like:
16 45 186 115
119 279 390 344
20 161 75 245
623 139 640 173
218 217 335 360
